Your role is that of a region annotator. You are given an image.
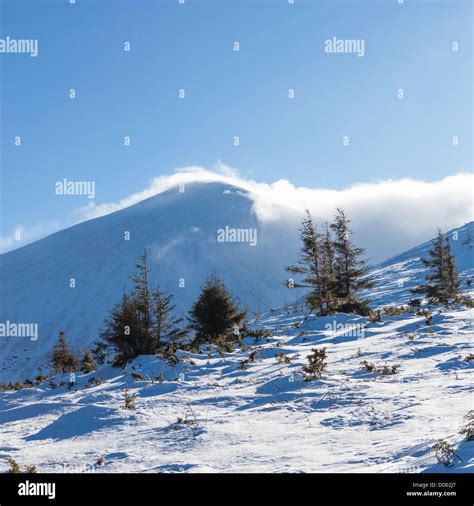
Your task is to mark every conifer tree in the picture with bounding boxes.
[330,207,372,302]
[412,230,461,305]
[446,243,462,300]
[101,252,185,365]
[80,348,98,373]
[286,209,337,314]
[188,274,244,345]
[91,340,108,365]
[101,293,141,365]
[462,227,473,250]
[320,221,337,311]
[129,249,153,354]
[152,285,186,349]
[51,331,79,374]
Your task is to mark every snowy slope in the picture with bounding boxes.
[0,306,472,473]
[0,176,472,383]
[367,222,474,307]
[0,182,299,382]
[0,211,472,473]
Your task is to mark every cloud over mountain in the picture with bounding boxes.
[1,165,472,261]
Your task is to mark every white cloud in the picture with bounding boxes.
[1,165,473,262]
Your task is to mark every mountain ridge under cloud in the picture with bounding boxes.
[0,177,472,382]
[1,166,472,261]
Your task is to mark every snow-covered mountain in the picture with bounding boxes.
[0,178,472,383]
[0,194,472,473]
[0,182,299,381]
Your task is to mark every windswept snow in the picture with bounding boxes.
[0,177,472,384]
[0,182,300,382]
[367,222,474,307]
[0,181,472,473]
[0,306,472,473]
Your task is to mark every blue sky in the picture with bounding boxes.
[0,0,472,245]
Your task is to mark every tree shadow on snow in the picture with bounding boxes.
[24,405,125,441]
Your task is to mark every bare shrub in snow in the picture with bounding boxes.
[154,372,165,382]
[35,375,49,385]
[416,309,431,318]
[130,372,147,381]
[86,377,105,387]
[360,361,400,375]
[276,352,291,364]
[158,346,181,366]
[7,457,37,474]
[404,332,416,342]
[240,349,258,369]
[337,299,372,317]
[361,360,375,373]
[7,457,21,473]
[0,381,31,392]
[380,364,401,375]
[216,339,235,355]
[368,310,382,323]
[241,325,272,341]
[408,298,422,308]
[457,295,474,308]
[383,305,409,316]
[239,360,249,370]
[123,389,137,410]
[174,405,199,430]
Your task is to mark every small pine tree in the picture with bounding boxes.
[412,230,461,305]
[446,241,462,300]
[303,348,327,380]
[188,274,245,345]
[462,227,473,250]
[152,285,186,350]
[80,348,98,373]
[330,207,372,302]
[101,252,185,365]
[101,293,141,366]
[51,332,79,374]
[91,340,108,365]
[320,221,337,311]
[129,249,153,355]
[286,208,326,314]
